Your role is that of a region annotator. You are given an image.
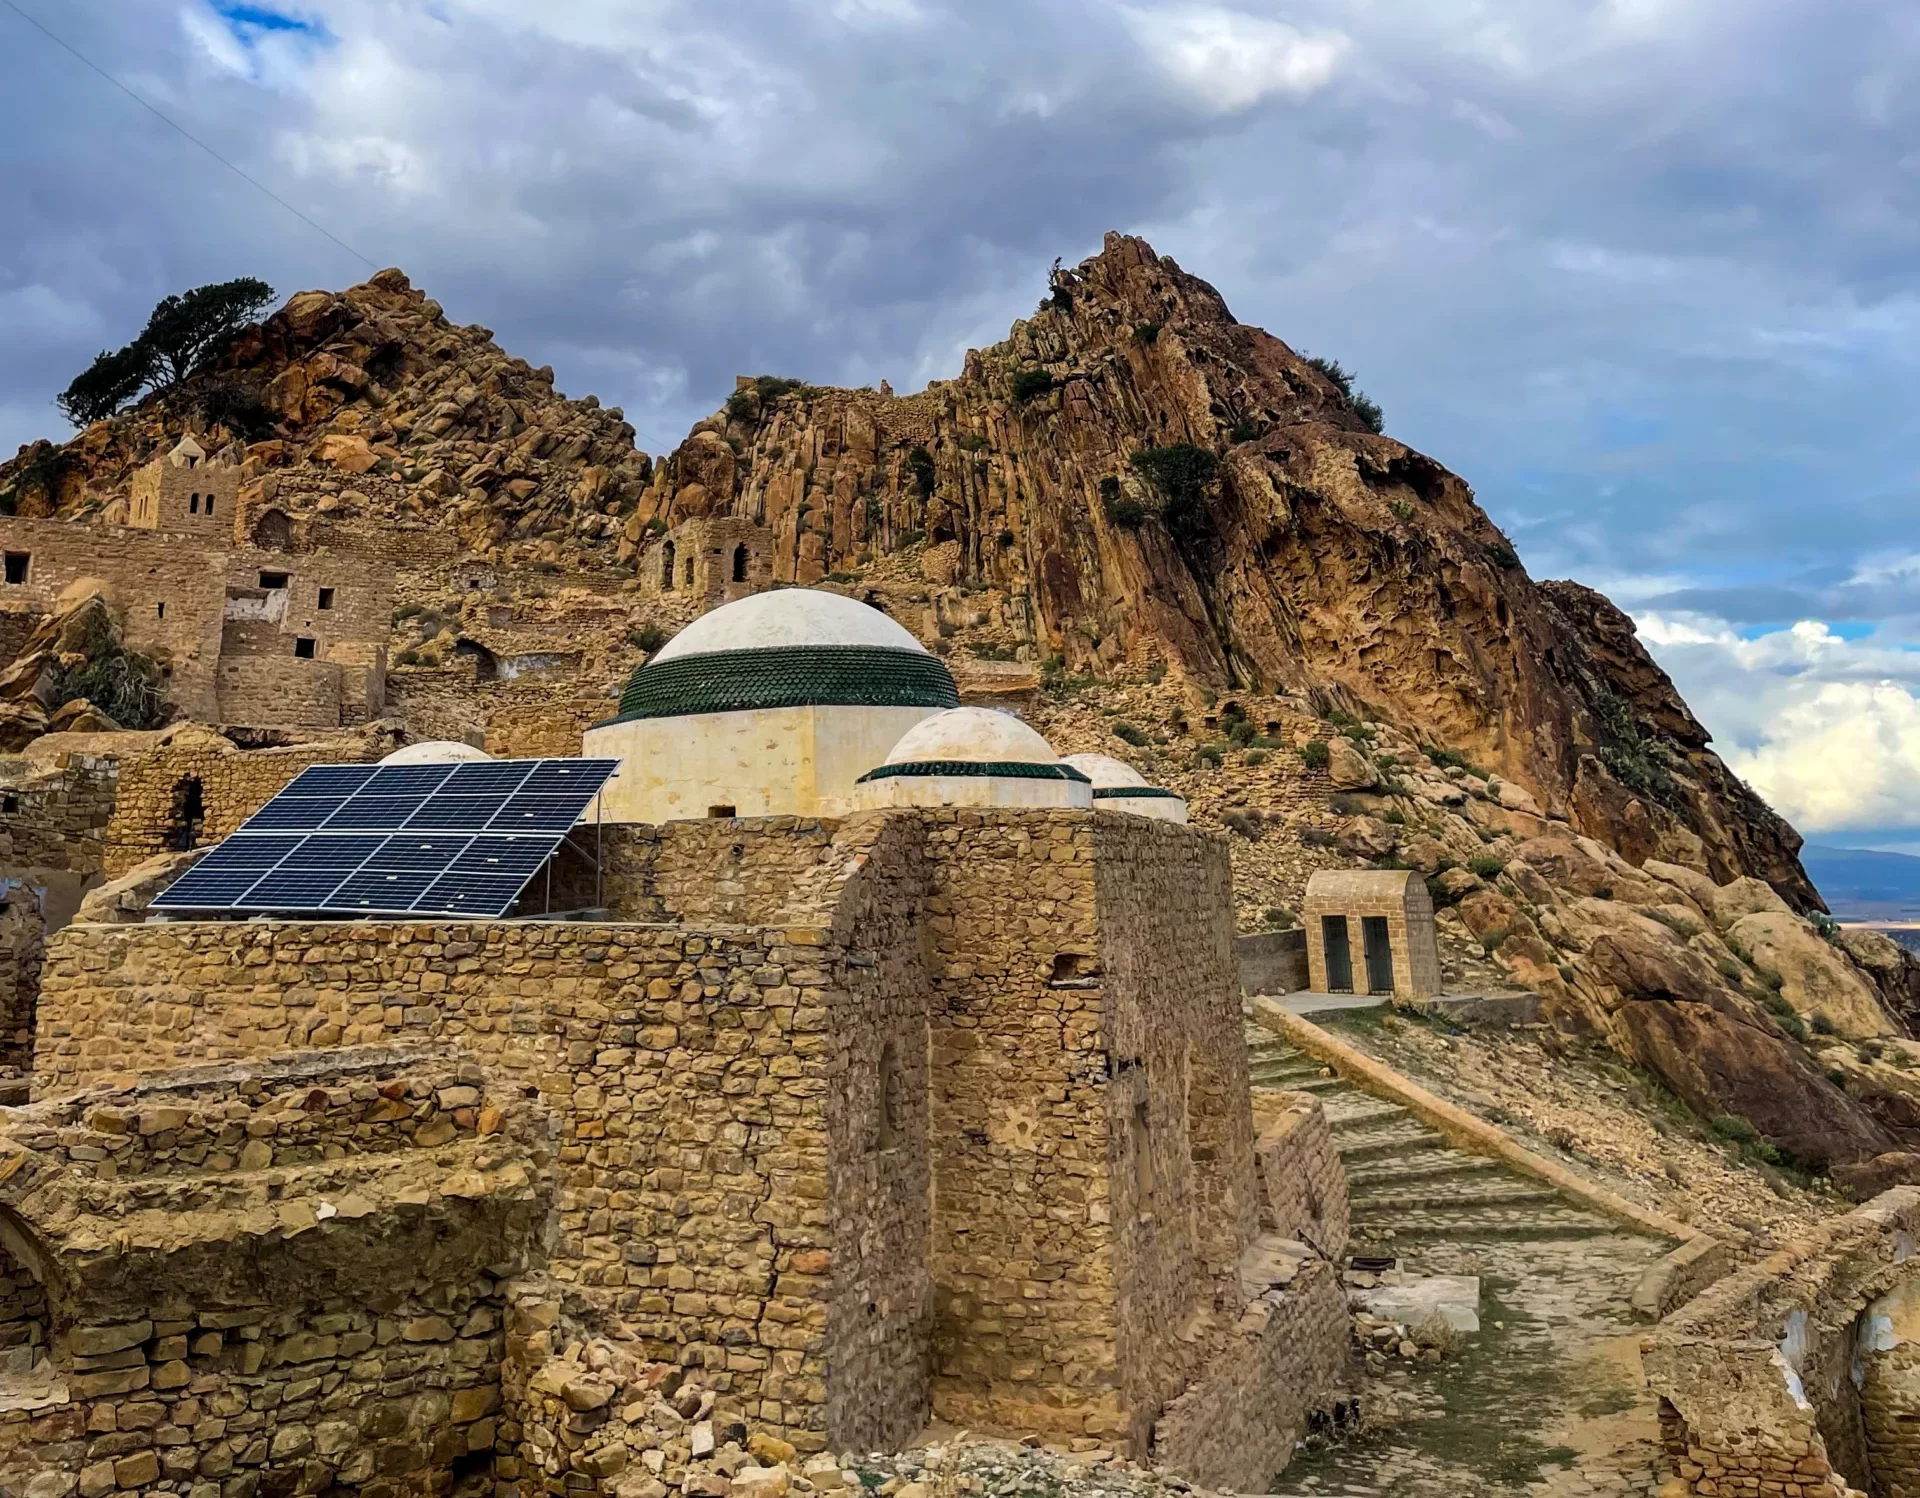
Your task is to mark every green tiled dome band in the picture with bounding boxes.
[857,760,1091,784]
[1092,786,1182,800]
[600,645,958,725]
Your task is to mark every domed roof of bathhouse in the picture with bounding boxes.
[603,588,958,724]
[380,740,495,765]
[1061,752,1186,806]
[858,707,1090,786]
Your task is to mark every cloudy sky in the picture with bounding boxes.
[4,0,1918,851]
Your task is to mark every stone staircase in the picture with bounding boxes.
[1248,1026,1618,1247]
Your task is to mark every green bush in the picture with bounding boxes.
[1263,906,1296,930]
[1708,1114,1759,1145]
[1100,475,1148,529]
[1467,854,1506,879]
[1299,740,1331,771]
[1383,809,1405,825]
[1194,745,1224,769]
[1479,927,1510,954]
[1221,809,1264,840]
[1484,539,1520,569]
[1811,1011,1837,1036]
[1113,722,1149,747]
[1128,444,1218,542]
[1132,323,1161,346]
[59,276,276,426]
[1303,354,1385,434]
[1227,718,1257,746]
[1242,749,1268,766]
[724,375,803,420]
[626,623,670,654]
[1011,368,1055,405]
[50,611,169,729]
[907,445,936,498]
[1778,1014,1809,1042]
[394,649,421,667]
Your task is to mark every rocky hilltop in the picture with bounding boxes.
[1,234,1810,907]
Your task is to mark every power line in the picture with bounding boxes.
[1,0,379,272]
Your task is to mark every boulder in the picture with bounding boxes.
[1726,912,1892,1038]
[47,699,120,734]
[1709,876,1793,929]
[314,433,378,474]
[1831,1152,1920,1203]
[75,851,205,926]
[1327,737,1378,791]
[0,699,48,752]
[1493,778,1542,817]
[1642,859,1720,913]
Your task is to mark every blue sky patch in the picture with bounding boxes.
[213,4,327,41]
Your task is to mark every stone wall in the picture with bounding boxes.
[0,754,118,875]
[102,732,380,876]
[0,1043,550,1498]
[1644,1186,1920,1498]
[31,920,878,1449]
[1251,1091,1351,1263]
[0,891,42,1075]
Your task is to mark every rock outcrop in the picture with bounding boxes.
[2,235,1813,905]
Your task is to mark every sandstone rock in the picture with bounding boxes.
[1831,1151,1920,1202]
[47,698,120,734]
[1326,737,1378,791]
[1726,911,1892,1037]
[315,433,378,474]
[1336,816,1397,858]
[1492,779,1542,817]
[75,849,207,924]
[732,1465,792,1498]
[1710,877,1793,929]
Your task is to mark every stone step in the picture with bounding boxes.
[1342,1149,1507,1188]
[1350,1204,1619,1242]
[1349,1180,1565,1213]
[1320,1095,1411,1131]
[1332,1121,1446,1160]
[1250,1073,1344,1095]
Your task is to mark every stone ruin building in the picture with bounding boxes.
[637,518,773,608]
[0,436,392,731]
[0,588,1347,1497]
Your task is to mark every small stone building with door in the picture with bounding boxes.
[638,516,773,605]
[1302,868,1441,1001]
[0,436,391,729]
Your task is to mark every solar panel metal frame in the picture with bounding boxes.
[151,758,618,918]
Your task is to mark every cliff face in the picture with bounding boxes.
[631,233,1814,906]
[0,234,1811,905]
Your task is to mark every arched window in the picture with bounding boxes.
[205,495,215,519]
[661,541,676,590]
[188,494,199,514]
[683,556,695,588]
[732,544,748,583]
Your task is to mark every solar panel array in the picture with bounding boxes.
[151,758,619,918]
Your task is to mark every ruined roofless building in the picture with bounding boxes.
[0,435,392,729]
[14,591,1351,1497]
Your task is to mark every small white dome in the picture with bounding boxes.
[1062,753,1151,790]
[380,740,496,765]
[883,707,1059,766]
[652,588,928,663]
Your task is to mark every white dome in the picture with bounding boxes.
[1062,753,1151,790]
[883,707,1059,766]
[652,588,928,663]
[380,740,496,765]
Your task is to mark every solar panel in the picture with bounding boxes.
[152,757,619,918]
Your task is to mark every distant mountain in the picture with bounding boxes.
[1804,844,1920,922]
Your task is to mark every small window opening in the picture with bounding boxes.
[259,571,289,590]
[205,496,214,518]
[683,557,695,587]
[156,602,166,619]
[1133,1096,1154,1210]
[189,494,200,514]
[1,794,17,815]
[732,544,748,583]
[877,1039,903,1151]
[294,637,317,660]
[3,554,28,586]
[168,778,205,853]
[661,541,676,590]
[707,804,737,819]
[317,587,335,610]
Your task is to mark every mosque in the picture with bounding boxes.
[4,587,1350,1498]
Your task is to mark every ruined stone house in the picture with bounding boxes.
[0,436,393,730]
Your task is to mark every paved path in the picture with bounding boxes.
[1249,1027,1669,1498]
